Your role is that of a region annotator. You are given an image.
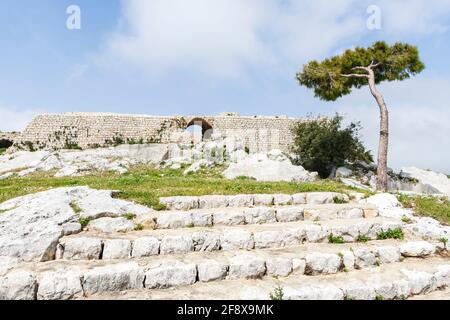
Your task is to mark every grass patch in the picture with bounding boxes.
[133,223,144,231]
[69,202,82,214]
[328,234,345,244]
[79,217,91,228]
[398,194,450,225]
[0,147,6,155]
[333,196,347,204]
[376,228,404,240]
[356,234,370,243]
[123,213,136,220]
[0,165,362,208]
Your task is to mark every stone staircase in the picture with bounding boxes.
[1,192,449,300]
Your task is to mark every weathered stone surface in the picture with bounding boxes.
[377,246,401,264]
[223,153,317,182]
[400,241,436,257]
[83,262,144,295]
[254,231,283,249]
[228,254,266,279]
[341,250,355,271]
[220,230,254,250]
[291,193,307,205]
[285,284,344,300]
[159,196,199,211]
[273,194,292,206]
[132,237,160,257]
[292,258,306,274]
[401,269,436,295]
[253,194,274,206]
[434,265,450,288]
[37,269,83,300]
[343,281,376,300]
[369,279,397,300]
[213,210,245,226]
[62,237,102,260]
[145,262,197,289]
[102,239,132,259]
[0,186,155,262]
[157,212,193,229]
[0,270,37,300]
[198,260,228,282]
[198,195,228,209]
[227,195,254,207]
[400,167,450,195]
[192,212,213,227]
[243,207,277,224]
[392,279,411,299]
[336,167,353,178]
[160,235,193,254]
[266,257,292,277]
[88,217,135,233]
[305,253,341,275]
[337,208,364,219]
[354,249,376,268]
[0,257,19,276]
[306,192,338,205]
[276,207,304,222]
[192,231,221,252]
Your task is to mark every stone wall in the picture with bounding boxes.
[14,112,304,153]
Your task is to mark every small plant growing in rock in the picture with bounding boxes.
[401,215,413,224]
[269,286,285,300]
[375,295,384,300]
[186,223,195,228]
[153,203,167,211]
[439,237,448,248]
[69,202,82,214]
[333,196,346,204]
[123,213,136,220]
[356,234,370,243]
[328,234,345,244]
[79,217,91,228]
[337,252,344,258]
[134,224,144,231]
[376,228,404,240]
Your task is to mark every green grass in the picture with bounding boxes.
[356,234,370,243]
[69,201,82,214]
[0,147,6,155]
[123,213,136,220]
[376,228,404,240]
[328,234,345,244]
[398,194,450,225]
[269,286,285,300]
[0,165,362,210]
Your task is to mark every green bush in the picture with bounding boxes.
[291,114,373,178]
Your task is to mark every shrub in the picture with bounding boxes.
[269,286,285,300]
[356,234,370,243]
[291,114,373,178]
[134,224,144,231]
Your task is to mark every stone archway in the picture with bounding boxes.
[186,117,213,140]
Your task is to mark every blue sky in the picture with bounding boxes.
[1,0,450,173]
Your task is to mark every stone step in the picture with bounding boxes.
[79,257,450,300]
[58,218,404,261]
[145,203,379,230]
[158,192,359,211]
[1,241,446,300]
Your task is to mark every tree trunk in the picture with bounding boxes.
[367,69,389,191]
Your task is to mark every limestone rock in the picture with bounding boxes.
[145,262,197,289]
[276,207,304,222]
[37,269,83,300]
[400,241,436,257]
[132,237,160,257]
[266,257,292,277]
[160,235,193,254]
[354,249,377,268]
[0,270,37,300]
[88,217,135,233]
[62,237,102,260]
[376,246,401,264]
[228,254,266,279]
[400,167,450,195]
[83,262,144,295]
[198,260,228,282]
[220,229,254,250]
[102,239,132,259]
[305,253,341,275]
[243,207,277,224]
[213,210,245,226]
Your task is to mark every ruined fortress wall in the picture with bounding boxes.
[15,112,302,153]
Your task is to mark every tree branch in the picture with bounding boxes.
[341,73,369,79]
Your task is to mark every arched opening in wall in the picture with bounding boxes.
[0,139,13,149]
[184,118,213,142]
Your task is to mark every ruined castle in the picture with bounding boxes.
[11,112,303,153]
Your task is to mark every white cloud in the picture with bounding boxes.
[333,76,450,174]
[377,0,450,35]
[0,107,44,132]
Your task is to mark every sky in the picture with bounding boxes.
[0,0,449,173]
